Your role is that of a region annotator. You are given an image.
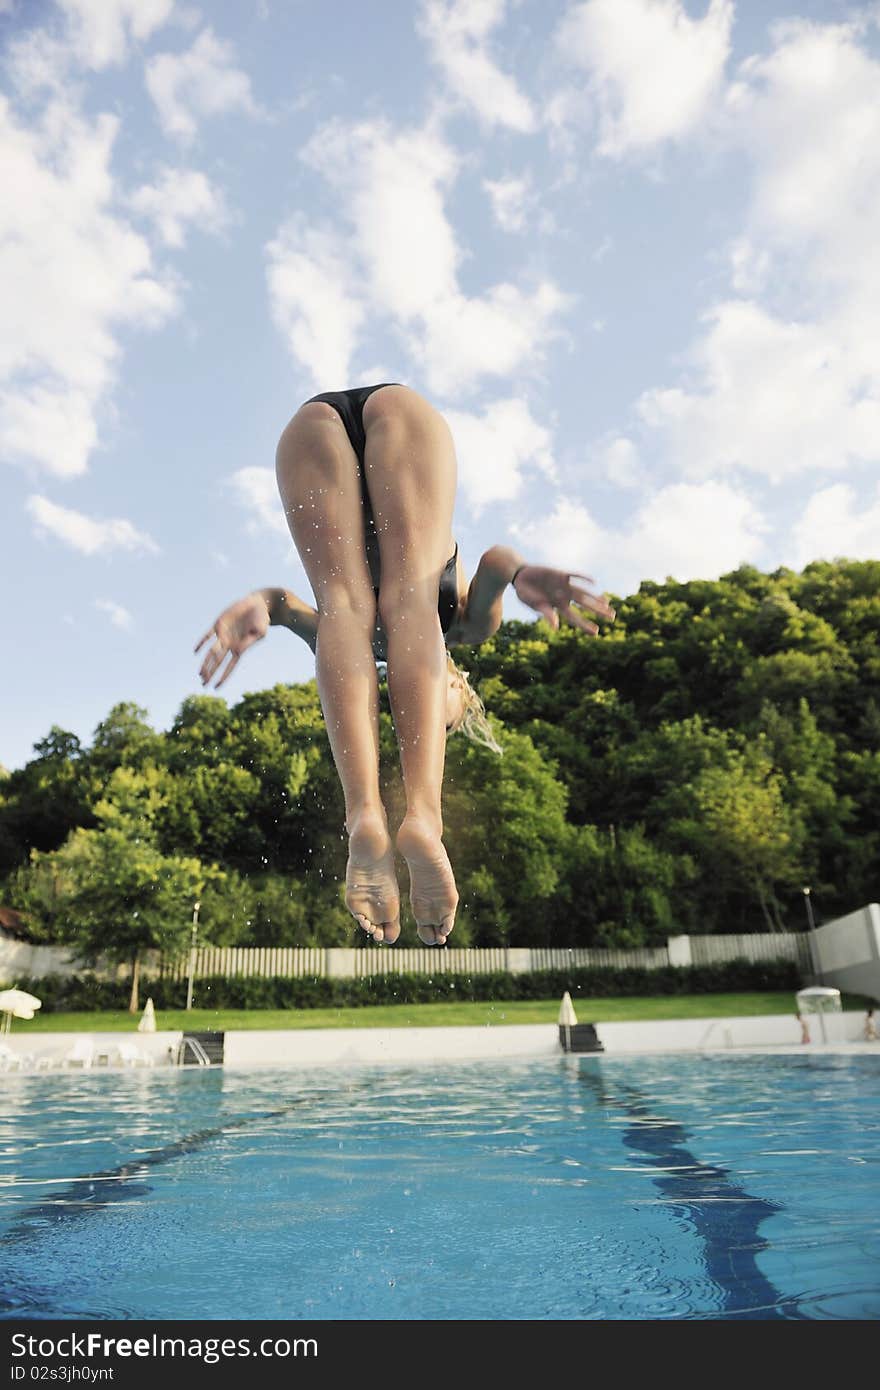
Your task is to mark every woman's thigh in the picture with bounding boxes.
[275,401,376,617]
[361,386,457,605]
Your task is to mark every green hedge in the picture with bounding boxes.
[15,958,802,1013]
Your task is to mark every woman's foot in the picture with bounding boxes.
[345,810,401,944]
[396,814,459,945]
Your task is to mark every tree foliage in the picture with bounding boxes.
[2,560,878,951]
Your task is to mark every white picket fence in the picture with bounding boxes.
[1,931,813,985]
[689,933,811,967]
[155,936,798,982]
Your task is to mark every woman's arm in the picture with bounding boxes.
[448,546,524,645]
[449,545,615,646]
[258,587,319,654]
[196,587,318,689]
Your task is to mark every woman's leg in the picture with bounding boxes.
[361,386,459,944]
[275,402,400,943]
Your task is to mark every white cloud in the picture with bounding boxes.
[618,480,767,584]
[637,300,880,482]
[128,166,231,247]
[790,483,880,570]
[511,480,766,595]
[419,282,567,397]
[598,435,642,489]
[59,0,175,69]
[444,398,557,514]
[4,28,73,97]
[1,385,103,482]
[290,119,568,396]
[27,495,160,556]
[509,498,603,576]
[631,20,880,486]
[302,121,460,322]
[0,95,178,477]
[145,27,260,143]
[555,0,733,156]
[94,597,133,629]
[724,21,880,262]
[418,0,536,132]
[265,219,366,390]
[483,174,531,232]
[5,0,174,95]
[722,19,880,385]
[227,466,288,538]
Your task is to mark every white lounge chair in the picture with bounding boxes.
[114,1040,154,1067]
[61,1038,95,1068]
[0,1041,30,1071]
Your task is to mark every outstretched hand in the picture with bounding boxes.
[195,592,270,689]
[512,566,615,635]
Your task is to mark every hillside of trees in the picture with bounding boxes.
[1,559,878,969]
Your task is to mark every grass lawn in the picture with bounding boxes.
[11,991,870,1035]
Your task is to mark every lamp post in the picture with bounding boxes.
[803,886,822,984]
[185,900,200,1012]
[802,886,816,932]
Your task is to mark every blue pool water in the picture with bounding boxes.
[1,1053,879,1320]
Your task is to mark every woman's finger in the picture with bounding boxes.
[572,594,615,619]
[566,611,599,636]
[536,602,560,630]
[214,651,240,689]
[570,588,615,619]
[200,640,225,684]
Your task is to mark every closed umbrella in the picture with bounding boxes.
[559,991,577,1052]
[0,989,42,1035]
[558,991,578,1026]
[137,997,156,1033]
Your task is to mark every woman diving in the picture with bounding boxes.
[195,384,614,946]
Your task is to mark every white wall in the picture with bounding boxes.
[810,904,880,1002]
[0,938,142,983]
[221,1011,871,1068]
[0,939,80,980]
[223,1023,559,1069]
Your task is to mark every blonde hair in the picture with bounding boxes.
[445,653,503,755]
[375,655,503,756]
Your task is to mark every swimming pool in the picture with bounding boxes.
[2,1053,878,1320]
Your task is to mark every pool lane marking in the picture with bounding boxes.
[576,1065,807,1321]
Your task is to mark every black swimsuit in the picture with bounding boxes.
[303,384,459,635]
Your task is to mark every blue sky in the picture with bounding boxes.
[2,0,879,771]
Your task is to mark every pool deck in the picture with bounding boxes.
[2,1010,878,1072]
[222,1011,877,1067]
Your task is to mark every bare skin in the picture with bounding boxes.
[196,385,615,946]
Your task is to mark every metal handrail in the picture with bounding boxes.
[176,1036,211,1067]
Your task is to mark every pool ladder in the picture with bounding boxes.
[175,1036,212,1067]
[175,1031,225,1067]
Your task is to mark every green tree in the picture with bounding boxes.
[443,725,571,945]
[0,726,94,874]
[558,822,691,947]
[13,828,210,1010]
[673,751,804,931]
[88,703,164,777]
